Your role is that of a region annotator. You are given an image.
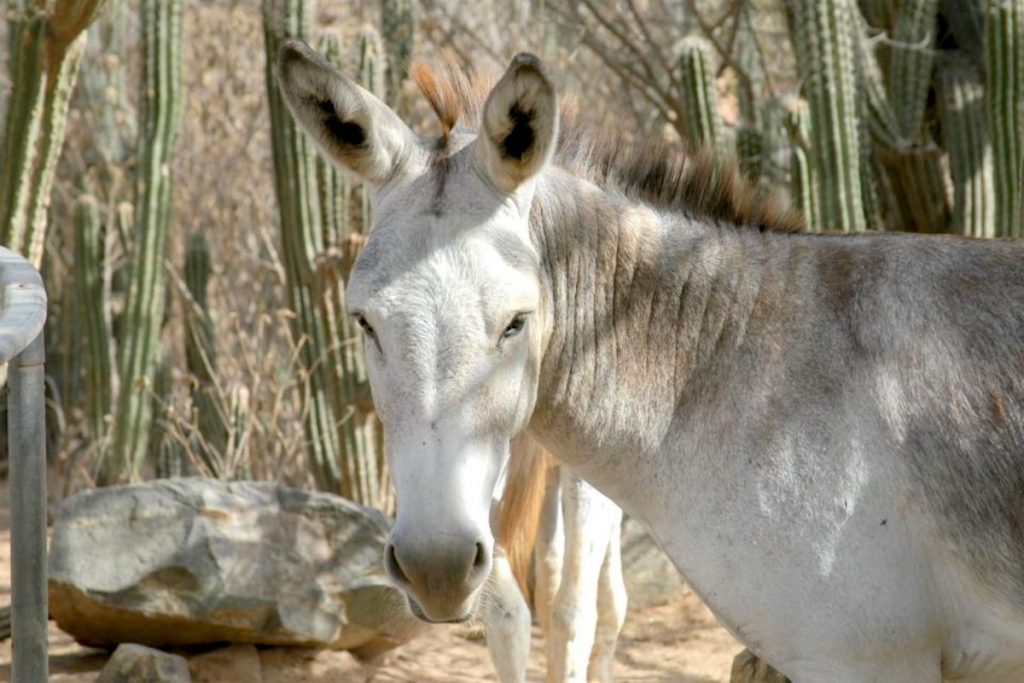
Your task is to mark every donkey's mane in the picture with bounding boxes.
[410,61,804,233]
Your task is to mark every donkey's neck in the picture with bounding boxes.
[528,168,780,500]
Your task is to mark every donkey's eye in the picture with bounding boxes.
[356,314,375,338]
[502,314,527,340]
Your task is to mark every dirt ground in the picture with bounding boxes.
[0,484,744,682]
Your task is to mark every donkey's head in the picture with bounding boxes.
[277,42,557,622]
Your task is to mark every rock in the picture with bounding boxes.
[620,517,685,610]
[49,479,423,654]
[189,645,262,683]
[730,648,791,683]
[95,643,191,683]
[258,647,363,683]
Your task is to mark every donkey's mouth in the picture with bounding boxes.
[406,595,475,624]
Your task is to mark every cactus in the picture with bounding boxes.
[314,33,391,511]
[263,0,345,490]
[938,56,996,237]
[940,0,985,59]
[0,1,107,267]
[985,0,1024,237]
[357,26,386,240]
[185,231,229,472]
[381,0,416,105]
[73,195,115,447]
[784,97,822,231]
[847,0,951,232]
[151,352,187,479]
[788,0,867,232]
[100,0,185,485]
[677,36,724,153]
[889,0,940,138]
[736,126,764,182]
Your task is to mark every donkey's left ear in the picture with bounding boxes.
[476,53,558,193]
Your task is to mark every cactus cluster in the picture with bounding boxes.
[0,0,107,267]
[99,0,185,485]
[768,0,1019,237]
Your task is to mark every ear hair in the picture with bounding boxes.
[476,53,559,193]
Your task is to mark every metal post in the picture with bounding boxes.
[9,332,47,683]
[0,249,49,683]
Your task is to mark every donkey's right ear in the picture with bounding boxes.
[276,40,423,185]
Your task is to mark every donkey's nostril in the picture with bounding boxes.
[385,543,410,586]
[472,541,488,570]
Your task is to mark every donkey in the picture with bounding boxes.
[277,42,1024,682]
[487,436,626,682]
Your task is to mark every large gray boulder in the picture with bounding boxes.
[48,479,423,655]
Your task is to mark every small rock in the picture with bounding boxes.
[95,643,190,683]
[48,479,424,654]
[730,648,791,683]
[189,644,262,683]
[620,517,685,610]
[259,648,364,683]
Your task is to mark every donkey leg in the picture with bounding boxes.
[483,549,532,683]
[587,506,626,683]
[548,474,616,683]
[535,462,565,638]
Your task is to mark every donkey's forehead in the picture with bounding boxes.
[350,237,540,319]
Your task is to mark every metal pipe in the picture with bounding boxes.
[9,332,46,683]
[0,248,49,683]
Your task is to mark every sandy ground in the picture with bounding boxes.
[0,484,744,682]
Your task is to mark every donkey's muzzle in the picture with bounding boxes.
[384,534,492,622]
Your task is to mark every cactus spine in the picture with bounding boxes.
[789,0,867,232]
[0,0,106,267]
[381,0,416,105]
[938,56,996,237]
[185,231,228,471]
[677,36,724,153]
[100,0,185,485]
[985,0,1024,237]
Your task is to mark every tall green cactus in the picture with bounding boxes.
[185,231,228,472]
[100,0,185,485]
[677,36,724,153]
[985,0,1024,237]
[73,195,114,446]
[263,0,344,491]
[784,97,822,231]
[788,0,867,232]
[889,0,940,138]
[938,55,996,237]
[313,32,391,511]
[0,0,106,267]
[357,26,386,239]
[381,0,416,106]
